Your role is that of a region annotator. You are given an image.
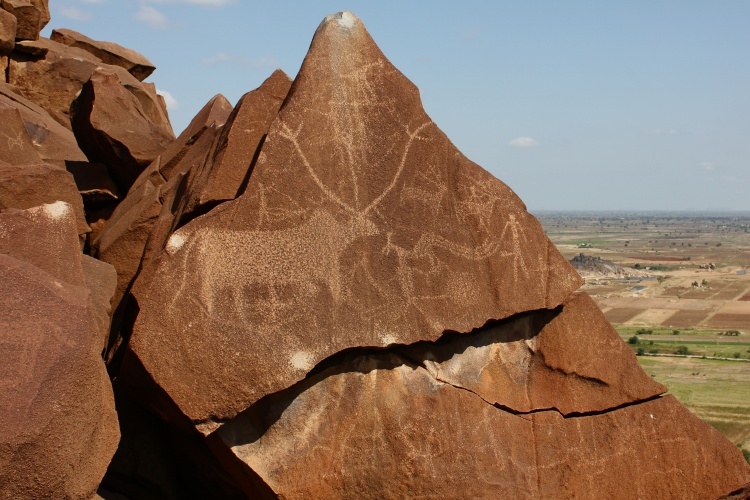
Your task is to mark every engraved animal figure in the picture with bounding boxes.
[169,210,379,315]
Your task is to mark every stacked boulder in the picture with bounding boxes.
[101,11,748,499]
[0,2,175,497]
[2,6,750,499]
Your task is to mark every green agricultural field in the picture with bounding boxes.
[636,356,750,453]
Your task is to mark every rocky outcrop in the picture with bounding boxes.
[93,93,233,314]
[0,8,16,52]
[70,67,175,191]
[124,11,581,429]
[0,162,89,238]
[0,82,88,166]
[0,202,118,498]
[1,7,748,499]
[51,28,155,81]
[0,0,44,41]
[112,11,749,498]
[7,37,171,135]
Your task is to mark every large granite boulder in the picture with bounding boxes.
[70,67,175,191]
[51,28,155,81]
[0,202,119,498]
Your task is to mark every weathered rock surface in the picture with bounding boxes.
[398,292,666,414]
[8,37,171,133]
[0,202,119,498]
[65,160,120,209]
[126,11,582,428]
[210,290,750,498]
[93,94,232,312]
[218,357,748,500]
[0,7,16,52]
[0,0,40,41]
[51,28,155,81]
[71,67,175,191]
[0,162,89,237]
[0,81,88,166]
[81,254,118,351]
[181,69,291,216]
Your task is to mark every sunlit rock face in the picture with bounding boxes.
[103,10,750,499]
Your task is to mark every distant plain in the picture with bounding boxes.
[538,212,750,456]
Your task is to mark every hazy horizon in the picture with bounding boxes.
[44,1,750,211]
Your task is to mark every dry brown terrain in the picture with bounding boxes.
[537,212,750,333]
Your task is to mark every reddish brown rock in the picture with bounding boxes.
[81,254,118,351]
[51,28,155,81]
[0,0,39,41]
[0,203,119,498]
[0,8,16,53]
[400,291,666,415]
[181,69,291,215]
[65,160,120,209]
[0,163,89,237]
[71,67,175,191]
[216,348,750,499]
[8,37,171,131]
[126,11,582,427]
[93,94,232,311]
[0,104,42,164]
[0,81,88,165]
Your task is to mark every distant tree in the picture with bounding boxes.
[734,352,741,359]
[628,336,639,345]
[675,345,691,356]
[672,330,680,335]
[637,347,645,356]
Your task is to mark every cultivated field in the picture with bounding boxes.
[537,212,750,457]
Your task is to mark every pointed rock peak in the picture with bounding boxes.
[128,10,582,424]
[319,11,361,32]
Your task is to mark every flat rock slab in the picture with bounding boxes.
[51,28,155,81]
[127,12,582,426]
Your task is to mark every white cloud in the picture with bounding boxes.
[201,52,278,69]
[700,162,714,171]
[60,6,93,21]
[156,89,178,111]
[647,129,679,135]
[134,6,171,29]
[509,137,539,148]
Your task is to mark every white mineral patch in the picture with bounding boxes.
[379,333,398,346]
[324,11,357,31]
[290,351,314,371]
[166,232,185,254]
[42,201,69,220]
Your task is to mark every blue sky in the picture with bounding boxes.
[44,1,750,211]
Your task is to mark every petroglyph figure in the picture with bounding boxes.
[168,210,378,315]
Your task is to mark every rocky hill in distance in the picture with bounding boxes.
[1,4,749,498]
